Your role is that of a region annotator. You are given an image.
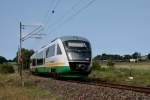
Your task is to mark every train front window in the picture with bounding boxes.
[63,40,91,61]
[64,40,90,51]
[68,42,86,48]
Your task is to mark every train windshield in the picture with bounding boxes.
[64,40,90,51]
[63,40,91,61]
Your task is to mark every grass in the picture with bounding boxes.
[7,62,18,71]
[0,86,58,100]
[89,64,150,87]
[0,73,59,100]
[100,62,150,70]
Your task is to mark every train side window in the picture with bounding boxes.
[46,44,55,57]
[57,44,62,55]
[32,59,36,66]
[37,51,43,65]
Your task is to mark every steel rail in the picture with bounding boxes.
[57,78,150,95]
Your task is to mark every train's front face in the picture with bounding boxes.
[63,39,92,75]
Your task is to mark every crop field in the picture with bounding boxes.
[90,62,150,87]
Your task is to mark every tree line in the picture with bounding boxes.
[0,48,34,69]
[94,52,150,62]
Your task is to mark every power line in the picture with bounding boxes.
[22,28,44,41]
[42,0,55,23]
[63,0,96,24]
[43,0,61,34]
[31,0,57,51]
[22,25,43,41]
[32,0,55,51]
[48,0,96,34]
[52,0,61,13]
[42,0,55,29]
[45,0,84,34]
[22,25,42,39]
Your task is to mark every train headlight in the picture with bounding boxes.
[86,58,90,61]
[78,64,86,70]
[68,52,72,60]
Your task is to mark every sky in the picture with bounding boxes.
[0,0,150,59]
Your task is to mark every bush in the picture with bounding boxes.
[0,64,15,74]
[107,60,115,69]
[92,60,101,70]
[0,56,7,64]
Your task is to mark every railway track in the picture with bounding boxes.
[31,73,150,94]
[57,78,150,95]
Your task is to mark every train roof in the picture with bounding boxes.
[31,36,89,58]
[53,36,89,42]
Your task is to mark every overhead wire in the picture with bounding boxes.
[52,0,61,12]
[48,0,96,34]
[45,0,84,34]
[22,25,43,41]
[23,0,56,50]
[42,0,55,29]
[43,0,62,34]
[32,0,56,50]
[22,28,44,41]
[36,0,96,49]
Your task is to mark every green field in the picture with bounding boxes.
[90,62,150,87]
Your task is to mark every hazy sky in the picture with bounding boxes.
[0,0,150,59]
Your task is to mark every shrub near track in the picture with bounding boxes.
[92,60,101,70]
[0,64,15,74]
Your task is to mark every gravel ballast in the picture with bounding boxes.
[37,78,150,100]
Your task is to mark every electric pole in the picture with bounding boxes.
[18,22,44,87]
[19,22,24,87]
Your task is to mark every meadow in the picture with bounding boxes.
[90,61,150,87]
[0,73,59,100]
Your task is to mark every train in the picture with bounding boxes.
[30,36,92,78]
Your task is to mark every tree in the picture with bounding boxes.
[22,48,34,69]
[147,53,150,60]
[93,55,102,60]
[94,53,124,61]
[113,54,123,60]
[14,48,34,69]
[101,53,108,60]
[132,52,141,59]
[123,55,132,61]
[0,56,7,64]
